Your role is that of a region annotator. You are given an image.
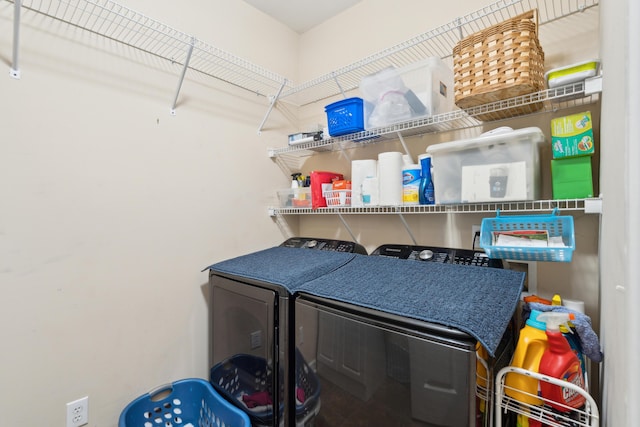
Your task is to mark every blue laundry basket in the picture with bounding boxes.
[210,349,321,427]
[119,378,251,427]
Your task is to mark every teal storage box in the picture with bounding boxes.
[551,156,594,199]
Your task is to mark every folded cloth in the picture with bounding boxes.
[242,391,273,408]
[527,302,603,362]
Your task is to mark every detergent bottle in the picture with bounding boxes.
[537,312,586,412]
[475,343,489,426]
[549,294,587,381]
[505,309,548,406]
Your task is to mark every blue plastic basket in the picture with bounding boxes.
[119,378,251,427]
[479,208,575,262]
[210,350,320,426]
[325,97,365,136]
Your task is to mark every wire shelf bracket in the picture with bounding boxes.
[9,0,21,79]
[170,37,195,116]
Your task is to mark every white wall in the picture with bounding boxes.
[0,1,298,425]
[599,0,639,425]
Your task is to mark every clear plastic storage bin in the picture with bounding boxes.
[426,127,545,204]
[360,57,454,129]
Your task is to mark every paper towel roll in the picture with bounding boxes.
[563,299,585,314]
[378,151,404,206]
[351,159,378,207]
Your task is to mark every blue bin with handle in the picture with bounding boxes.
[119,378,251,427]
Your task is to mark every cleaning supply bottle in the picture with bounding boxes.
[553,294,587,385]
[475,342,489,426]
[290,173,302,206]
[402,156,421,205]
[505,309,548,406]
[418,153,435,205]
[537,312,586,412]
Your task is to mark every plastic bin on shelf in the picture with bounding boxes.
[278,188,312,208]
[210,349,321,427]
[118,378,251,427]
[480,208,575,262]
[323,189,352,207]
[324,97,365,136]
[425,127,545,204]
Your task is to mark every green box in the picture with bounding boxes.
[551,156,594,199]
[551,111,595,158]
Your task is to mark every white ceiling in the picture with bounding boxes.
[242,0,362,33]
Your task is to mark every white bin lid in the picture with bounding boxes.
[425,127,545,155]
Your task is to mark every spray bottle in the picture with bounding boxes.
[536,312,586,412]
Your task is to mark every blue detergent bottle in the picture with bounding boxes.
[418,153,435,205]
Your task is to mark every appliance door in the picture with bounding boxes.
[211,275,279,364]
[295,295,478,427]
[210,274,290,427]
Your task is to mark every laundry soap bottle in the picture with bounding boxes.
[505,309,548,406]
[537,312,586,412]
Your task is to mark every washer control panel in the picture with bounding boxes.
[371,244,502,268]
[280,237,368,255]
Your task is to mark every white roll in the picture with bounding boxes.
[563,299,586,314]
[351,159,378,207]
[378,151,404,206]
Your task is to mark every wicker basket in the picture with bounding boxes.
[453,10,545,121]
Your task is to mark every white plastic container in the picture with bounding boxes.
[425,127,545,204]
[360,57,454,129]
[545,59,600,89]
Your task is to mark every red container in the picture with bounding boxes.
[538,329,586,411]
[310,171,344,209]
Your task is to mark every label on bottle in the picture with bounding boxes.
[402,168,421,205]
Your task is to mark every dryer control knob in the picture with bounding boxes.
[307,239,318,248]
[419,249,434,260]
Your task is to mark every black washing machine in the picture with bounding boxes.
[292,244,519,427]
[370,243,503,268]
[206,237,366,427]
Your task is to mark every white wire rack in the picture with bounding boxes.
[276,0,600,107]
[268,198,599,216]
[268,78,602,161]
[495,366,600,427]
[6,0,599,121]
[6,0,292,110]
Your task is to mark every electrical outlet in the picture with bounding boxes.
[66,396,89,427]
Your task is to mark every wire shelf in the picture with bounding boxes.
[9,0,291,98]
[278,0,600,107]
[268,79,601,159]
[268,198,597,216]
[8,0,598,104]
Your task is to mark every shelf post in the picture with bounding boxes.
[397,213,418,245]
[10,0,22,79]
[258,78,287,134]
[397,132,412,161]
[336,213,360,245]
[170,37,195,115]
